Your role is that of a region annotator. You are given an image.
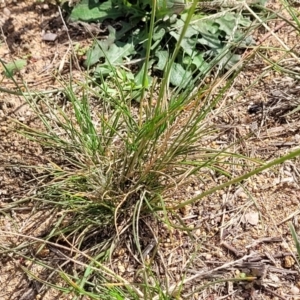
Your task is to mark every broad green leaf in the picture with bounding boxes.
[95,65,114,76]
[215,13,239,36]
[169,32,197,56]
[197,31,222,49]
[84,40,109,67]
[156,0,186,18]
[155,50,169,71]
[183,53,209,72]
[2,59,27,78]
[69,0,124,22]
[169,63,192,87]
[234,32,256,46]
[84,26,116,67]
[171,18,198,37]
[104,42,135,65]
[151,27,166,50]
[192,54,209,71]
[94,42,135,75]
[65,0,262,93]
[191,19,220,35]
[153,27,166,42]
[134,61,154,87]
[172,18,222,50]
[238,16,252,27]
[115,21,140,40]
[216,49,241,70]
[134,62,154,101]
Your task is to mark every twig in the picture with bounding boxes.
[247,252,296,261]
[221,241,245,257]
[264,251,276,266]
[277,209,300,225]
[244,3,300,63]
[0,231,145,298]
[263,286,288,300]
[245,237,283,249]
[57,6,81,71]
[220,192,230,240]
[268,266,299,275]
[152,253,256,300]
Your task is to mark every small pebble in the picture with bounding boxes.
[205,253,212,260]
[215,250,224,258]
[283,256,295,268]
[3,7,11,16]
[269,273,280,282]
[238,191,248,199]
[42,32,57,42]
[290,285,299,295]
[117,263,125,273]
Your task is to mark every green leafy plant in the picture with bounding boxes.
[65,0,262,99]
[1,58,27,78]
[5,0,300,299]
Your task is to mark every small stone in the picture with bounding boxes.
[117,263,125,273]
[22,43,30,51]
[292,196,298,205]
[195,229,201,236]
[0,189,7,195]
[42,32,57,42]
[215,216,221,223]
[3,7,10,16]
[215,250,224,258]
[243,212,259,226]
[238,191,248,199]
[290,285,299,295]
[285,200,292,206]
[205,253,212,260]
[283,256,295,268]
[269,273,280,283]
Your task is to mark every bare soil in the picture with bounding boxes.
[1,0,300,299]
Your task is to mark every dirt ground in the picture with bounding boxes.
[1,0,300,299]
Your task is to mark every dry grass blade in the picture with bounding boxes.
[153,253,257,299]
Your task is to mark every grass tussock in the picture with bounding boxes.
[1,0,300,298]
